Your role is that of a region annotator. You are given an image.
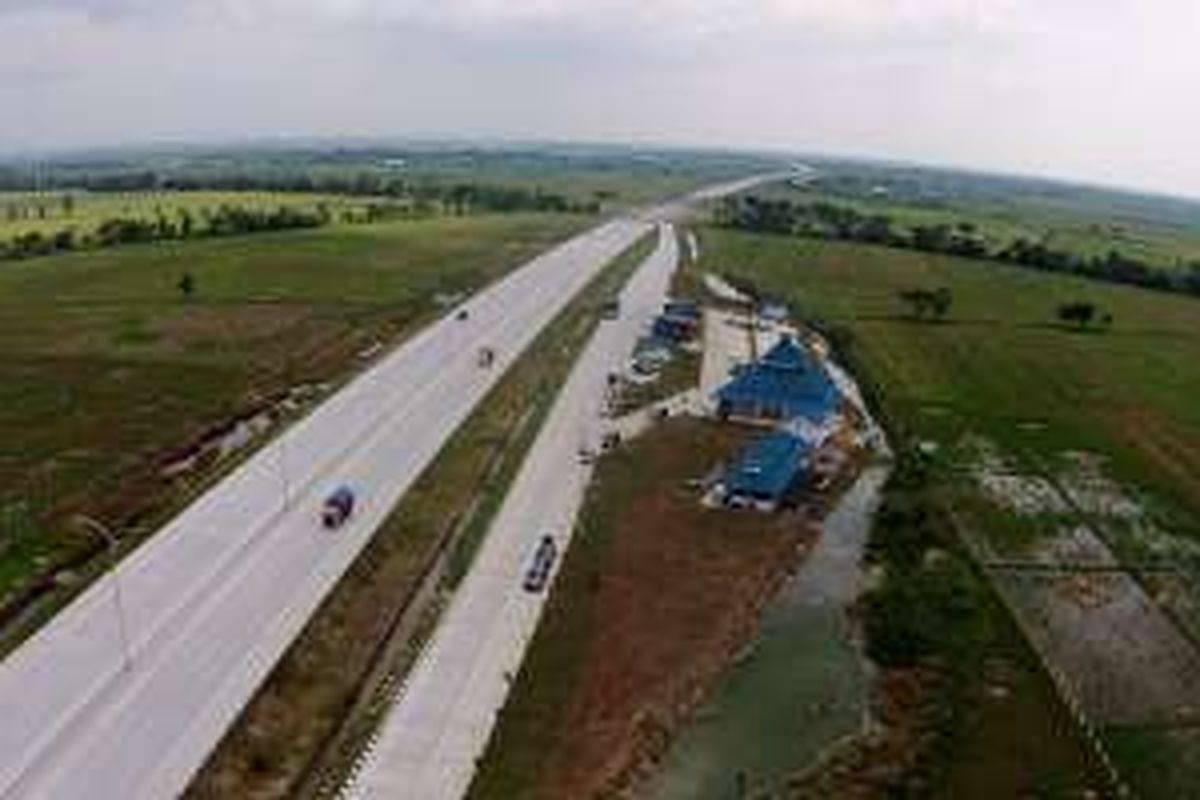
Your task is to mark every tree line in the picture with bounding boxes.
[0,204,325,261]
[718,195,1200,298]
[1,177,596,262]
[0,171,598,215]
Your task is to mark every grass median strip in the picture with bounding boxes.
[183,229,657,800]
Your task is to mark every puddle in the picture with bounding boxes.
[643,464,889,800]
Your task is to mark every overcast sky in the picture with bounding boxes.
[4,0,1200,197]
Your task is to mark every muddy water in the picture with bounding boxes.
[643,463,890,800]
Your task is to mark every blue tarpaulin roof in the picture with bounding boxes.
[723,430,811,500]
[717,336,839,421]
[664,300,701,320]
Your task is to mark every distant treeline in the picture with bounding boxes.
[718,195,1200,297]
[0,176,595,261]
[0,169,598,215]
[1,204,328,260]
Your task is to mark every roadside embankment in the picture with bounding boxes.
[468,418,819,800]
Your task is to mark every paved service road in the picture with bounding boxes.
[0,217,650,800]
[346,223,680,800]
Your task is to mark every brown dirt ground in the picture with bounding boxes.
[528,419,817,799]
[777,667,940,800]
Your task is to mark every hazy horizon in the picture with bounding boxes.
[5,1,1200,199]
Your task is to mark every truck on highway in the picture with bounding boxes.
[321,486,356,529]
[477,346,496,368]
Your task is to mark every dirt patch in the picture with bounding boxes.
[963,437,1068,517]
[153,304,313,350]
[1027,524,1120,567]
[998,569,1200,726]
[1057,451,1146,520]
[775,667,942,800]
[469,419,817,800]
[545,423,814,799]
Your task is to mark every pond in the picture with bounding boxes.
[643,463,890,800]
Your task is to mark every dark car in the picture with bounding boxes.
[523,535,557,593]
[321,486,356,529]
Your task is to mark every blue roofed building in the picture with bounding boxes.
[718,430,811,510]
[716,335,839,423]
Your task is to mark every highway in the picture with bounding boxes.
[346,223,680,800]
[0,216,649,800]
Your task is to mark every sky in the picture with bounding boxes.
[4,0,1200,197]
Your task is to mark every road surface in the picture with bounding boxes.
[0,217,649,800]
[0,174,781,800]
[345,223,679,800]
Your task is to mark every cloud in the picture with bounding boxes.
[2,0,1200,196]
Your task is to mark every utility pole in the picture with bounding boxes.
[74,515,133,673]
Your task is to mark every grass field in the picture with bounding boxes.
[0,212,587,627]
[698,227,1200,796]
[0,191,373,240]
[701,229,1200,519]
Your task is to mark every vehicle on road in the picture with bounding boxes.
[321,486,356,529]
[602,298,621,320]
[456,308,469,321]
[478,346,496,368]
[523,535,557,593]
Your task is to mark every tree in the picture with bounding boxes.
[52,229,75,251]
[177,209,194,238]
[929,287,953,320]
[897,287,952,321]
[1057,301,1100,329]
[898,289,931,320]
[178,272,196,302]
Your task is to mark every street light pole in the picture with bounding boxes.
[74,515,133,673]
[278,435,292,511]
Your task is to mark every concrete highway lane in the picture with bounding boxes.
[0,216,649,800]
[346,223,680,800]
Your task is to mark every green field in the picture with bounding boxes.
[697,227,1200,795]
[702,229,1200,517]
[0,213,586,618]
[0,191,375,240]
